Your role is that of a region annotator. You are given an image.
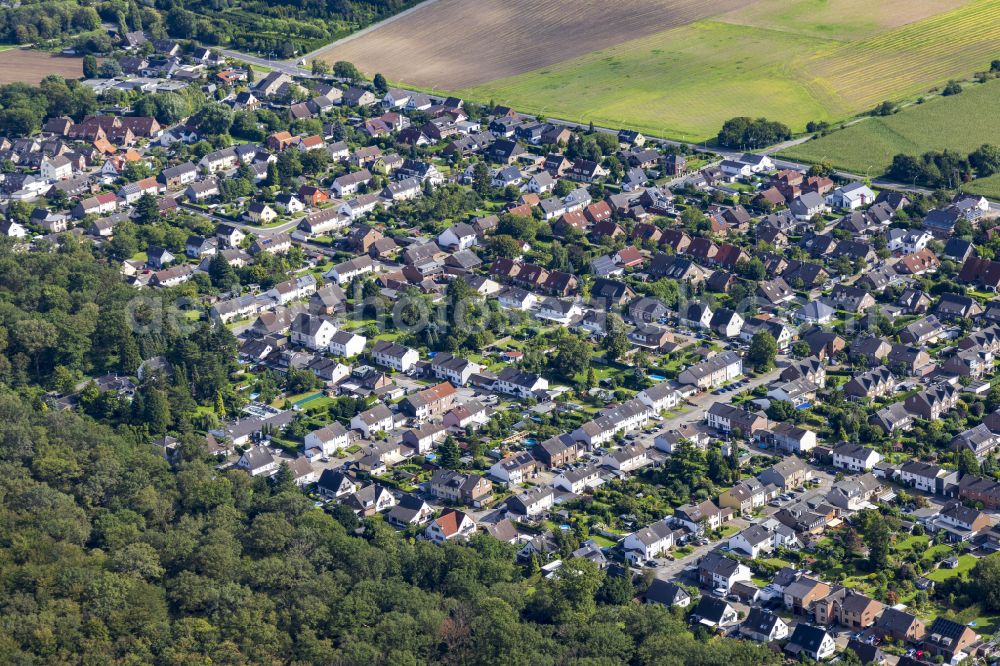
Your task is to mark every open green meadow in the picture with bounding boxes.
[455,0,1000,142]
[781,77,1000,181]
[460,20,835,143]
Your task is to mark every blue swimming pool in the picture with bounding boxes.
[648,374,667,382]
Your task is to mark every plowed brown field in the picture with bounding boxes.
[316,0,755,89]
[0,50,84,85]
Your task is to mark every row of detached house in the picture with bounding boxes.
[472,381,697,523]
[650,579,975,665]
[628,449,987,661]
[666,559,980,663]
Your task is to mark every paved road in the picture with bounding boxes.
[179,201,303,234]
[219,49,311,77]
[650,465,834,583]
[629,358,787,452]
[617,358,786,580]
[178,202,347,258]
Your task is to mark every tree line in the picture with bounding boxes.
[717,116,791,150]
[887,144,1000,189]
[0,76,98,136]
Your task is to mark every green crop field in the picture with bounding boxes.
[459,20,835,143]
[453,0,1000,142]
[966,173,1000,200]
[781,77,1000,176]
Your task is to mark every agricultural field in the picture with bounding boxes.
[781,77,1000,176]
[0,49,83,85]
[966,173,1000,200]
[319,0,1000,142]
[316,0,756,89]
[461,20,834,143]
[717,0,964,40]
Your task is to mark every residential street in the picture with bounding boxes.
[216,42,1000,213]
[178,202,348,259]
[179,201,303,235]
[10,6,1000,662]
[650,463,836,582]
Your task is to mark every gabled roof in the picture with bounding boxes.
[787,623,829,654]
[645,578,688,606]
[876,606,920,634]
[692,596,732,624]
[744,607,783,635]
[433,508,472,537]
[925,616,974,648]
[698,551,742,577]
[317,468,353,492]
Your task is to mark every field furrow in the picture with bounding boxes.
[0,50,83,85]
[317,0,756,89]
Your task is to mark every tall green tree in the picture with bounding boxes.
[82,54,99,79]
[438,436,461,469]
[747,331,777,370]
[603,314,630,363]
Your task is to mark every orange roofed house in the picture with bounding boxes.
[400,382,457,421]
[266,131,297,152]
[298,185,330,206]
[425,508,477,543]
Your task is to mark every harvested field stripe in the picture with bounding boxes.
[316,0,1000,142]
[807,0,1000,106]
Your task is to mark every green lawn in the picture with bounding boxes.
[456,0,1000,142]
[924,603,1000,638]
[760,557,794,570]
[894,535,929,554]
[926,554,977,583]
[714,524,740,539]
[273,391,327,408]
[782,77,1000,175]
[840,572,878,595]
[588,534,617,548]
[921,544,955,564]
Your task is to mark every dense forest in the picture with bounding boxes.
[0,0,418,56]
[0,382,784,665]
[0,246,784,664]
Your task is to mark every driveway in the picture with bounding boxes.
[649,513,748,580]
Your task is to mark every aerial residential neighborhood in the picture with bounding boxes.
[4,1,1000,663]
